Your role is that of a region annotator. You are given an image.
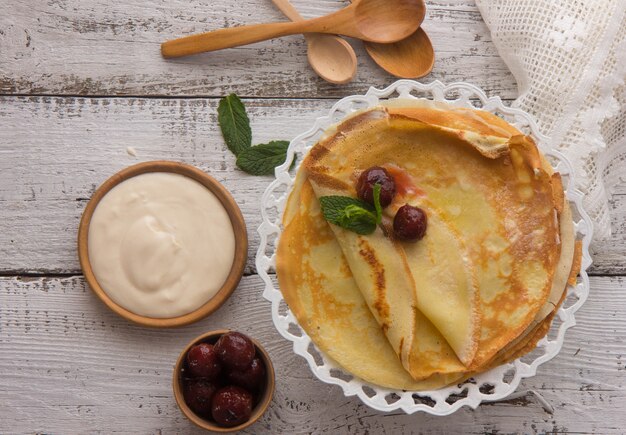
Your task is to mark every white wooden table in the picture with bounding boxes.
[1,1,625,433]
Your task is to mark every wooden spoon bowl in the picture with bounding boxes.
[271,0,357,84]
[365,27,435,78]
[354,0,426,42]
[307,35,357,84]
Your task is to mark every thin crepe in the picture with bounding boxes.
[277,172,464,389]
[276,100,574,388]
[304,102,561,371]
[277,172,576,389]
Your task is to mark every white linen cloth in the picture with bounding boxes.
[475,0,626,244]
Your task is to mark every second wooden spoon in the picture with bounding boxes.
[364,27,435,78]
[271,0,357,84]
[346,0,433,78]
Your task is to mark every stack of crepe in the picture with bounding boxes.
[276,100,582,390]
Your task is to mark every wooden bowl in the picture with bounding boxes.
[77,161,248,328]
[173,330,275,432]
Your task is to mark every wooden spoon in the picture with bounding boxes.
[161,0,425,58]
[271,0,357,84]
[364,27,435,78]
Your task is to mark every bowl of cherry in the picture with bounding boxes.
[173,330,275,432]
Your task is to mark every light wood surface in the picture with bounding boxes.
[0,275,625,434]
[0,96,622,275]
[0,0,515,98]
[1,0,625,433]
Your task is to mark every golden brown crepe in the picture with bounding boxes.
[276,100,577,390]
[278,174,464,389]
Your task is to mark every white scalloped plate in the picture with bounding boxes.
[256,80,593,415]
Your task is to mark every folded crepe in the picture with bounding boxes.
[278,173,464,389]
[276,100,578,389]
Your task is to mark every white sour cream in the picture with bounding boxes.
[88,172,236,318]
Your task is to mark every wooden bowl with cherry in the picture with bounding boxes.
[173,330,275,432]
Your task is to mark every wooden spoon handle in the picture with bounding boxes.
[271,0,305,22]
[161,21,304,58]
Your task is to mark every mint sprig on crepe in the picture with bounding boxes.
[372,183,382,223]
[320,184,382,235]
[218,93,291,176]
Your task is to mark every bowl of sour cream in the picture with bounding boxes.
[78,161,248,327]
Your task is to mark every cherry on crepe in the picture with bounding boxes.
[393,204,427,241]
[356,166,396,207]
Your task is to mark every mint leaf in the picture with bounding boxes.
[319,196,370,221]
[218,94,252,156]
[236,140,290,175]
[319,196,378,235]
[373,183,382,224]
[333,205,377,235]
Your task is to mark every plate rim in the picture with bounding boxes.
[256,79,593,415]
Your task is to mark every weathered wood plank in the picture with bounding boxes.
[0,96,330,274]
[0,275,624,434]
[1,95,624,275]
[0,0,517,98]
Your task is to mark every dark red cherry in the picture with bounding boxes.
[393,204,427,241]
[227,357,266,391]
[186,343,222,380]
[183,379,218,416]
[356,166,396,207]
[211,386,253,427]
[214,332,256,370]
